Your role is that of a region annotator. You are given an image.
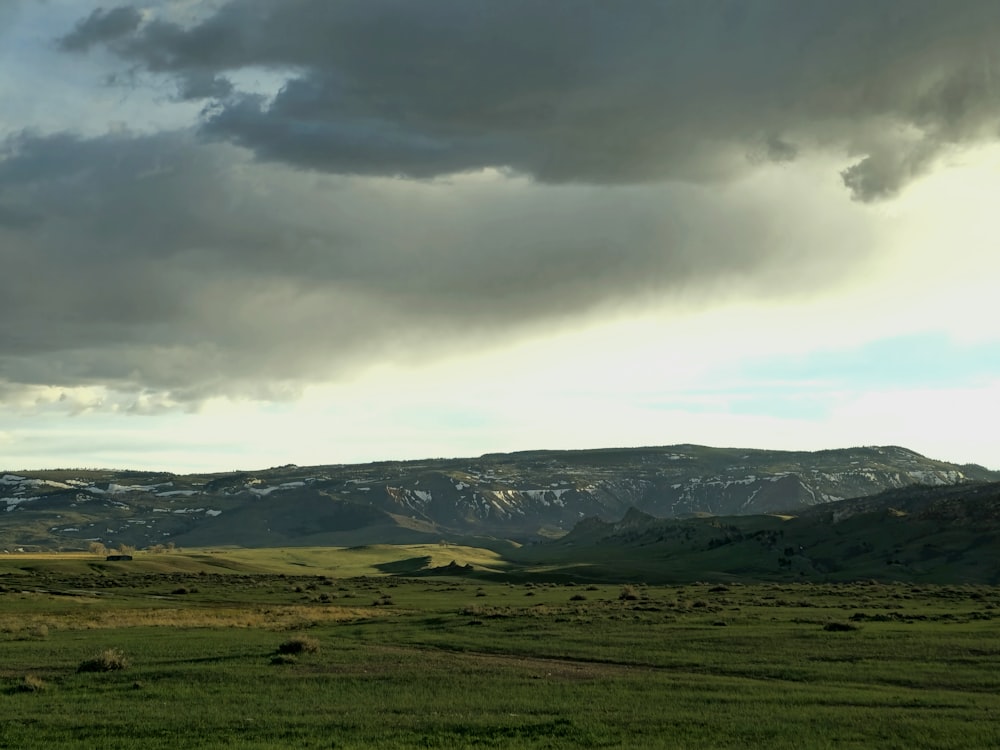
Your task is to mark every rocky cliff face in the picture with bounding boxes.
[2,445,996,549]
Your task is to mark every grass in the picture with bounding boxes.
[1,549,999,747]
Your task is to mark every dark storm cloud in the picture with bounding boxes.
[10,0,992,406]
[0,128,868,402]
[58,6,143,52]
[59,0,1000,200]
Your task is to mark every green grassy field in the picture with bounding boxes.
[2,549,999,748]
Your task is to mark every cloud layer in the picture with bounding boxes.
[0,125,874,402]
[2,1,998,410]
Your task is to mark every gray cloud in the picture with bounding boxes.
[0,129,874,403]
[58,0,1000,199]
[175,70,234,100]
[0,202,41,229]
[0,3,21,38]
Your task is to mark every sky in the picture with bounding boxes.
[1,0,999,473]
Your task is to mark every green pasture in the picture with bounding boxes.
[1,548,999,748]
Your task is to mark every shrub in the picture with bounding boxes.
[569,594,587,601]
[78,648,129,673]
[17,674,46,693]
[277,635,321,655]
[619,585,640,601]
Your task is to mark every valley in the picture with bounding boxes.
[1,548,998,748]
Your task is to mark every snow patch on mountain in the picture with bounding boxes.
[249,481,306,496]
[907,470,962,485]
[2,497,35,511]
[1,475,75,491]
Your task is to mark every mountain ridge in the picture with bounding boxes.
[1,444,996,551]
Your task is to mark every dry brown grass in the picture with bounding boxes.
[0,552,96,560]
[0,605,390,633]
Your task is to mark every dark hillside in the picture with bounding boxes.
[519,481,1000,584]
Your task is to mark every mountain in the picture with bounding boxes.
[521,481,1000,584]
[1,445,996,550]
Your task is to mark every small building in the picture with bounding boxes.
[105,554,133,562]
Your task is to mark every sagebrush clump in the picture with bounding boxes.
[619,585,641,601]
[277,635,321,655]
[78,648,129,673]
[18,674,46,693]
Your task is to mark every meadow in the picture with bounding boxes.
[1,546,999,748]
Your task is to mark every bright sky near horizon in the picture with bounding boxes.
[1,1,999,473]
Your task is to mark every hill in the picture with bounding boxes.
[516,481,1000,584]
[1,444,996,551]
